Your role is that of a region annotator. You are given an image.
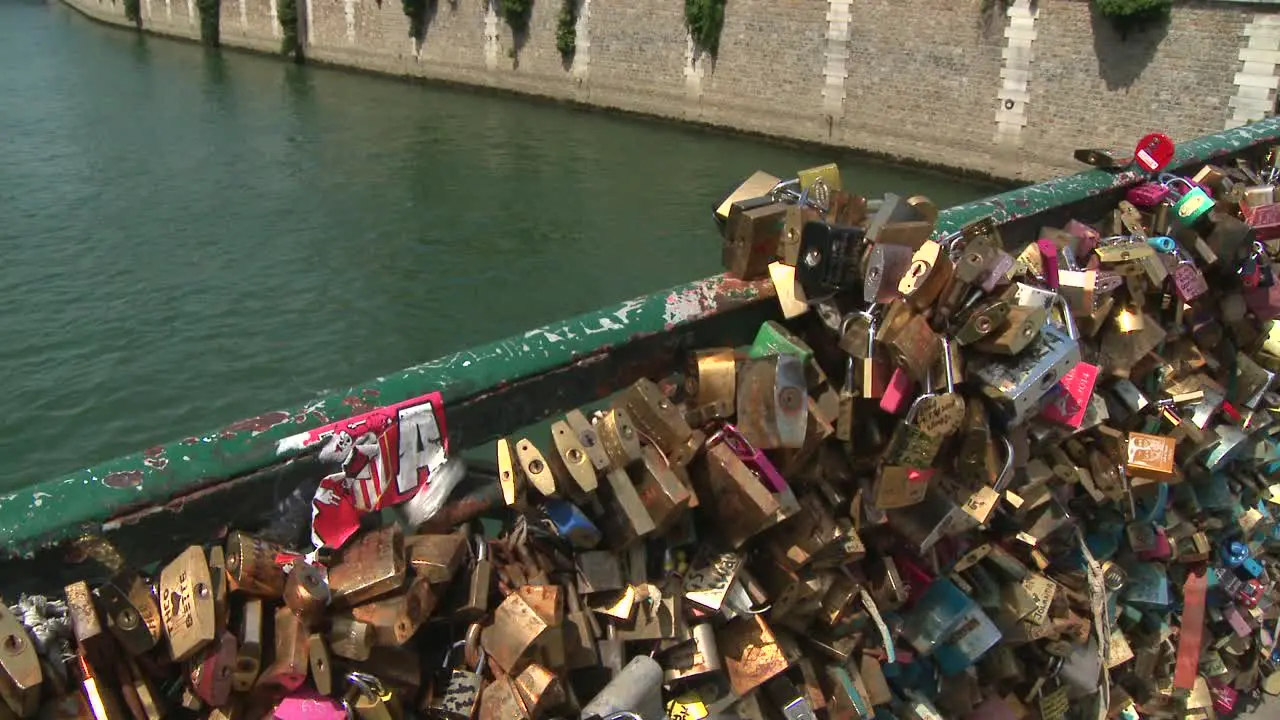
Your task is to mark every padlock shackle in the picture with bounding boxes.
[992,435,1015,492]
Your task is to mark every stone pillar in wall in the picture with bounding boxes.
[994,0,1038,148]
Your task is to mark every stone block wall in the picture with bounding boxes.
[60,0,1280,182]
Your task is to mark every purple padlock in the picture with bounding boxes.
[1126,182,1172,207]
[713,423,788,493]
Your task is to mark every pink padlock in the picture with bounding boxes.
[1040,362,1099,430]
[714,423,788,494]
[879,368,914,414]
[1125,182,1172,207]
[1036,239,1060,289]
[1065,219,1100,257]
[1137,527,1172,562]
[1209,680,1238,714]
[274,690,347,720]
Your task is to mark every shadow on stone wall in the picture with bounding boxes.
[1090,2,1170,90]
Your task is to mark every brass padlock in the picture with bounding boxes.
[233,598,263,692]
[514,438,558,498]
[715,171,780,226]
[973,305,1046,356]
[93,571,162,657]
[224,531,287,598]
[594,408,643,471]
[0,605,41,717]
[877,303,941,382]
[254,607,308,698]
[328,617,375,662]
[617,378,693,457]
[723,200,786,281]
[717,615,790,696]
[561,585,598,670]
[563,409,610,473]
[663,624,722,682]
[631,445,692,532]
[690,441,781,548]
[575,551,624,596]
[329,526,407,608]
[898,239,955,312]
[308,634,333,696]
[350,575,436,647]
[283,562,331,628]
[685,349,737,426]
[496,437,525,508]
[512,663,565,719]
[476,672,525,720]
[64,582,109,670]
[159,545,217,662]
[480,586,563,676]
[406,532,469,586]
[455,536,494,623]
[599,467,657,548]
[547,420,598,497]
[207,546,229,635]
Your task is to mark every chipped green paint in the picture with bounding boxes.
[3,118,1280,559]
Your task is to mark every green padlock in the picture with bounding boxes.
[1168,177,1214,225]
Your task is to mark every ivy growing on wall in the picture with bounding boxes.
[684,0,725,57]
[278,0,302,60]
[196,0,220,45]
[1094,0,1171,38]
[501,0,533,33]
[555,0,575,59]
[123,0,141,26]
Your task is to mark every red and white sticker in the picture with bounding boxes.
[1134,133,1175,173]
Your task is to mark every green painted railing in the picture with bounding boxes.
[3,117,1280,566]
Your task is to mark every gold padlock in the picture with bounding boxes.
[329,526,407,608]
[327,617,375,662]
[547,420,598,497]
[349,575,436,647]
[690,442,780,549]
[617,378,694,456]
[224,531,287,598]
[515,438,558,498]
[232,598,263,692]
[158,545,217,662]
[594,408,643,471]
[253,607,308,698]
[0,604,41,717]
[405,533,468,585]
[512,663,565,720]
[496,437,525,508]
[717,615,790,696]
[631,445,693,532]
[480,586,563,675]
[283,563,330,629]
[93,571,162,657]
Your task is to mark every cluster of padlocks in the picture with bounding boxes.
[5,149,1280,720]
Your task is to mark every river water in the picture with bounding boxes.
[0,0,999,491]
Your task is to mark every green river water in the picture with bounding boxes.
[0,0,999,491]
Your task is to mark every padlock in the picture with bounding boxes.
[862,241,913,304]
[662,624,721,682]
[480,585,562,676]
[349,574,435,647]
[764,492,844,572]
[972,322,1082,426]
[93,571,162,657]
[309,634,333,696]
[117,658,161,720]
[224,530,288,598]
[328,526,406,608]
[898,239,954,312]
[795,220,867,300]
[158,545,217,662]
[342,672,397,720]
[455,536,493,623]
[405,532,469,586]
[230,598,264,692]
[736,353,808,450]
[514,437,558,498]
[598,467,657,548]
[617,378,693,457]
[63,582,110,674]
[1126,432,1177,483]
[717,615,790,696]
[547,420,598,497]
[189,632,237,707]
[580,656,664,720]
[630,445,692,532]
[0,605,41,718]
[593,408,643,471]
[877,302,940,382]
[327,617,374,664]
[427,630,484,720]
[255,607,309,699]
[283,562,331,628]
[723,200,786,281]
[856,313,891,399]
[685,349,736,426]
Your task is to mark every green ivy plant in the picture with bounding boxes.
[1095,0,1171,38]
[555,0,575,59]
[684,0,725,57]
[501,0,533,33]
[123,0,141,25]
[278,0,301,59]
[196,0,220,45]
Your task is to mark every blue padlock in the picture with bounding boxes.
[542,498,602,549]
[1223,540,1249,568]
[1241,556,1264,579]
[1146,235,1176,253]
